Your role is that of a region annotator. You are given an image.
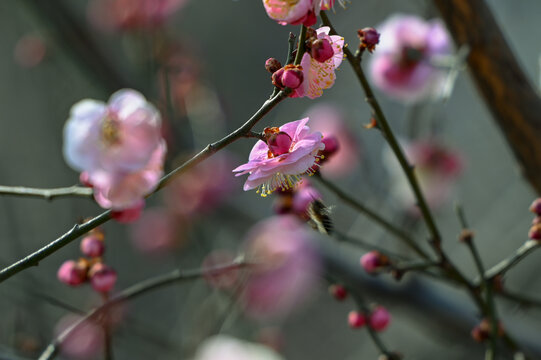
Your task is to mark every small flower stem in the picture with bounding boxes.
[315,174,430,259]
[456,205,499,359]
[0,185,93,200]
[482,240,541,281]
[320,11,442,251]
[286,32,296,65]
[38,259,249,360]
[293,25,307,66]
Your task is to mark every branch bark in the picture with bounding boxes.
[434,0,541,194]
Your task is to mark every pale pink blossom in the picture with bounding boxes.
[192,335,284,360]
[233,118,324,197]
[262,0,345,26]
[293,27,344,99]
[165,153,235,217]
[87,0,188,31]
[130,207,181,254]
[304,103,361,177]
[384,139,462,212]
[55,315,103,359]
[369,14,452,103]
[241,216,320,319]
[63,89,166,210]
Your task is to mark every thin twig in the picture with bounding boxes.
[321,12,442,250]
[38,259,249,360]
[482,240,541,281]
[0,185,92,200]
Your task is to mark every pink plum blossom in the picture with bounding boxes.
[369,14,452,103]
[110,199,145,223]
[87,0,188,31]
[233,118,324,197]
[241,216,320,319]
[262,0,346,26]
[383,139,462,212]
[63,89,166,210]
[304,104,361,177]
[55,315,103,359]
[130,207,181,254]
[192,335,284,360]
[293,27,344,99]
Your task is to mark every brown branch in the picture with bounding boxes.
[434,0,541,194]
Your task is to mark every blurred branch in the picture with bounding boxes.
[21,0,135,92]
[0,185,92,200]
[481,240,541,282]
[38,259,249,360]
[434,0,541,195]
[315,174,430,259]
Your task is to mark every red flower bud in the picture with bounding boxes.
[348,311,366,328]
[357,27,380,53]
[80,235,105,258]
[265,58,282,74]
[311,38,334,63]
[89,263,117,293]
[329,284,348,301]
[57,260,87,286]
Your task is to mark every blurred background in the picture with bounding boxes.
[1,0,541,359]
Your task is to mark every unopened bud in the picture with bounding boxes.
[528,224,541,240]
[459,229,474,243]
[57,260,87,286]
[281,65,304,89]
[360,251,388,273]
[357,27,380,53]
[348,311,366,328]
[530,198,541,215]
[321,135,340,158]
[369,306,391,332]
[329,284,348,301]
[265,58,282,73]
[311,38,334,63]
[89,263,117,293]
[80,235,105,258]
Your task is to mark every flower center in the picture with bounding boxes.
[399,45,425,67]
[101,115,121,147]
[264,127,293,158]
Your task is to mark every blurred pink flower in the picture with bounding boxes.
[233,118,324,197]
[55,315,103,359]
[292,181,322,216]
[192,335,284,360]
[304,104,360,177]
[369,306,391,332]
[130,207,181,254]
[369,14,451,103]
[241,216,320,319]
[57,260,87,286]
[13,34,47,68]
[201,250,241,290]
[89,263,117,293]
[110,199,145,223]
[63,89,166,209]
[293,27,344,99]
[165,153,235,217]
[384,139,462,212]
[88,0,188,31]
[262,0,315,26]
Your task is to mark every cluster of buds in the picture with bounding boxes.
[57,226,117,293]
[471,318,505,343]
[348,305,391,332]
[528,198,541,240]
[266,58,304,90]
[357,27,380,54]
[360,251,390,274]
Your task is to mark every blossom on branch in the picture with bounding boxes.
[369,14,452,103]
[293,27,344,99]
[63,89,166,210]
[232,118,324,197]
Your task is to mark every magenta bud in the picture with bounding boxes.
[529,224,541,240]
[57,260,86,286]
[271,68,285,88]
[369,306,391,332]
[80,236,105,258]
[265,58,282,73]
[360,251,383,273]
[329,284,348,301]
[267,131,293,157]
[311,38,334,63]
[357,27,380,53]
[89,263,117,293]
[348,311,366,328]
[322,135,340,158]
[529,198,541,215]
[281,66,304,89]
